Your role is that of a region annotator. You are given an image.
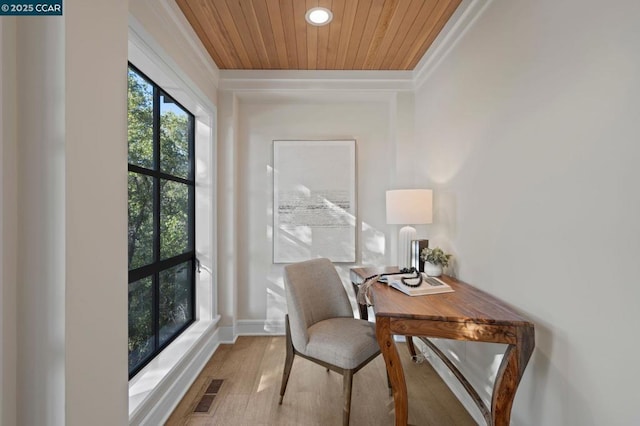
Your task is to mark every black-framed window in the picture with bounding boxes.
[127,64,196,378]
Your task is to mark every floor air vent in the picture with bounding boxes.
[193,379,224,413]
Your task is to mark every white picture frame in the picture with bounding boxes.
[273,140,357,263]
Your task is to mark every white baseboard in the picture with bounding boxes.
[236,319,285,336]
[217,325,237,344]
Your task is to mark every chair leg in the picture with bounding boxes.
[279,315,295,404]
[342,369,353,426]
[406,336,417,359]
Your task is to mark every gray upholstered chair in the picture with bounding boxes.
[279,258,381,426]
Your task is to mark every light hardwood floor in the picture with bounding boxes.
[166,336,476,426]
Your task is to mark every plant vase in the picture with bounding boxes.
[423,261,442,277]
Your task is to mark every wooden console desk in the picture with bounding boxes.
[350,267,535,426]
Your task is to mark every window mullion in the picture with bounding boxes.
[158,171,192,186]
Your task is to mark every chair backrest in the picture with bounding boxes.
[283,258,353,350]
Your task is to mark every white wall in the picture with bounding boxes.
[16,15,67,426]
[229,91,410,329]
[0,16,18,426]
[65,2,129,424]
[216,91,239,331]
[3,1,130,425]
[413,0,640,424]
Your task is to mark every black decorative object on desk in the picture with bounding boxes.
[411,239,429,272]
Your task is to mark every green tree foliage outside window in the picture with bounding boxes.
[127,66,195,376]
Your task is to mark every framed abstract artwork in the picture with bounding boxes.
[273,140,357,263]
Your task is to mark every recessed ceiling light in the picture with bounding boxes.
[305,7,333,26]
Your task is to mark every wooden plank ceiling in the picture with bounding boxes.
[175,0,462,70]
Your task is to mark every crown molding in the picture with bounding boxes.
[158,0,219,85]
[412,0,494,91]
[219,69,415,92]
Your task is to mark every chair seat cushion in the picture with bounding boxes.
[302,317,380,370]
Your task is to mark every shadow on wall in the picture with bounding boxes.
[272,189,357,262]
[265,271,286,334]
[264,218,386,332]
[510,311,580,425]
[420,312,578,425]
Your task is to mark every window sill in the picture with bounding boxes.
[128,317,220,424]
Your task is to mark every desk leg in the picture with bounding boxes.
[491,327,535,426]
[376,317,408,426]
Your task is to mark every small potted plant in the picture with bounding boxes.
[420,247,452,277]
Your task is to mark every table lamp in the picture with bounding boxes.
[386,189,433,268]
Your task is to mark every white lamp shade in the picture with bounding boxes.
[386,189,433,225]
